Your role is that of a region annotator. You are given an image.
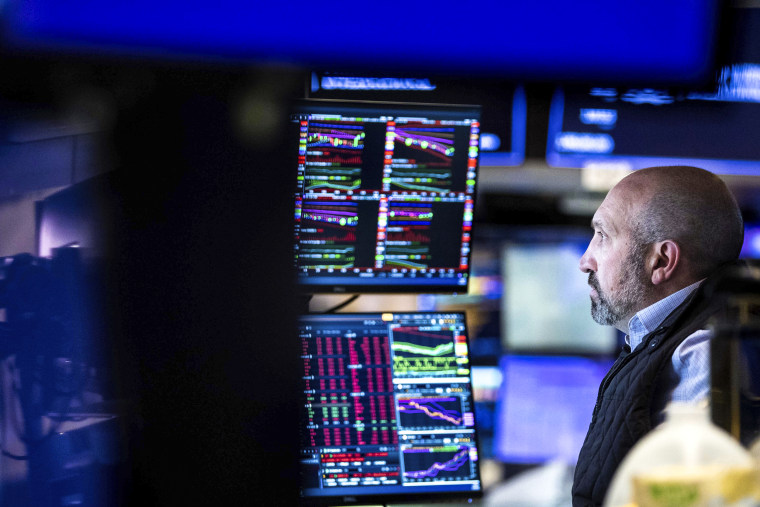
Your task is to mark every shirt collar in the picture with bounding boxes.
[626,280,704,351]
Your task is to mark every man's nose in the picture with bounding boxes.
[579,246,595,274]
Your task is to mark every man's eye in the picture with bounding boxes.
[596,231,605,239]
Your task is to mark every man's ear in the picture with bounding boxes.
[649,240,680,285]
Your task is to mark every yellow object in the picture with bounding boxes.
[631,464,760,507]
[604,403,760,507]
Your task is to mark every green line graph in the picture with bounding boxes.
[390,326,461,377]
[393,356,459,377]
[392,341,454,356]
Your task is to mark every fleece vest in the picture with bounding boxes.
[571,283,726,507]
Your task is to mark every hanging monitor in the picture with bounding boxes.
[545,7,760,176]
[290,99,481,293]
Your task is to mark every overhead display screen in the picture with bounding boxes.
[546,8,760,176]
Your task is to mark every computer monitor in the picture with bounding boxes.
[493,354,614,465]
[291,99,481,293]
[308,72,526,167]
[297,312,483,505]
[501,241,618,355]
[545,7,760,176]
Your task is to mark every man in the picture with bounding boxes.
[571,166,744,507]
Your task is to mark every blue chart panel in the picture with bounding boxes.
[403,446,474,482]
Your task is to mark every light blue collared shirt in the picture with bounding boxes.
[626,280,711,424]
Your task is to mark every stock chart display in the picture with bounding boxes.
[291,100,480,293]
[298,313,482,502]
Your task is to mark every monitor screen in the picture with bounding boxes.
[501,241,617,355]
[291,99,481,293]
[493,354,614,465]
[298,312,483,505]
[308,72,526,167]
[545,8,760,176]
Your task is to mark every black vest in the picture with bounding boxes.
[571,282,726,507]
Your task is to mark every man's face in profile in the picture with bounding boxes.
[579,184,650,329]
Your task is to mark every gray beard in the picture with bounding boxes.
[588,246,648,327]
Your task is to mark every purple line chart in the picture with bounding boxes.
[402,446,475,482]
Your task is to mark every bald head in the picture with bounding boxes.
[617,166,744,279]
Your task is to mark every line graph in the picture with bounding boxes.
[308,122,365,150]
[391,325,459,378]
[298,246,355,269]
[303,121,365,195]
[393,340,453,356]
[389,180,450,193]
[388,203,433,225]
[393,125,455,160]
[398,396,464,428]
[305,167,361,192]
[298,201,359,269]
[388,169,453,192]
[402,446,474,481]
[389,122,455,192]
[302,202,359,227]
[385,246,428,255]
[384,203,433,269]
[394,357,459,377]
[384,246,430,270]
